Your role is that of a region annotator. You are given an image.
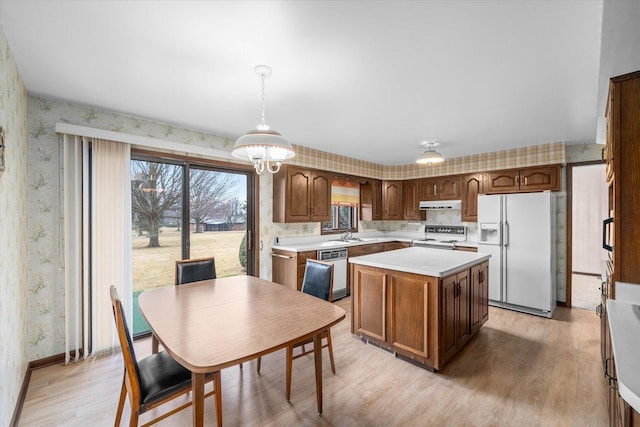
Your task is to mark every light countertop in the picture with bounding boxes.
[607,299,640,413]
[271,232,478,252]
[271,232,418,252]
[348,246,490,277]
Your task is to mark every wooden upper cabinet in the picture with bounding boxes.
[485,165,560,194]
[420,177,460,200]
[485,170,519,193]
[310,171,331,221]
[609,70,640,285]
[461,173,484,222]
[360,179,383,221]
[520,166,560,192]
[382,180,403,220]
[438,176,460,200]
[403,179,426,221]
[420,178,439,201]
[272,166,331,223]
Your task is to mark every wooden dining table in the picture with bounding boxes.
[138,275,346,426]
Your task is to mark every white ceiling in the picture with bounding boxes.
[1,1,606,165]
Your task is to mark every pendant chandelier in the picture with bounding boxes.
[231,65,294,174]
[416,142,445,165]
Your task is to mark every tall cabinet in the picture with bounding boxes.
[602,70,640,426]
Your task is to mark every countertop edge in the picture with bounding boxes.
[348,247,490,278]
[607,299,640,413]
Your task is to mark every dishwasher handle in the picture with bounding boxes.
[269,252,295,260]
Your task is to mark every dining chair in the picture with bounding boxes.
[175,256,217,285]
[110,285,220,427]
[257,259,336,401]
[152,256,217,354]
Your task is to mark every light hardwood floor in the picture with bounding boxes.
[19,297,607,426]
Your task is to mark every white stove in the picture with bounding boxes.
[412,225,467,250]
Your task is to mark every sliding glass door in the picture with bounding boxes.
[130,154,254,336]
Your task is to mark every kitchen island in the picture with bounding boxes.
[349,247,490,370]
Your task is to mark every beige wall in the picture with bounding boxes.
[0,25,29,426]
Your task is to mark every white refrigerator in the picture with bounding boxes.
[477,192,556,318]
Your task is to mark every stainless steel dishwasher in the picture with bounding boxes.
[317,248,348,300]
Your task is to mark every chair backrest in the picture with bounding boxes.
[110,286,142,401]
[175,257,216,285]
[301,260,334,303]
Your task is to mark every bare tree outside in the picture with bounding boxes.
[216,198,246,231]
[131,161,182,247]
[189,169,238,233]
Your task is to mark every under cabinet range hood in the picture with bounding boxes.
[419,200,462,210]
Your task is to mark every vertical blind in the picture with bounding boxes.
[63,135,131,361]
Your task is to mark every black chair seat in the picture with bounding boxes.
[138,351,192,405]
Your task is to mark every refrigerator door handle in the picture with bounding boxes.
[504,221,509,247]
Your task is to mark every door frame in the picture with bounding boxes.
[565,160,605,309]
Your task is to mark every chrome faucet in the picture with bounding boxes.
[341,230,353,241]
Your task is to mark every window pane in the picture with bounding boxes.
[188,168,248,277]
[131,160,183,335]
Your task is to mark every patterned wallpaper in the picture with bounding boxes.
[26,91,585,360]
[0,26,29,426]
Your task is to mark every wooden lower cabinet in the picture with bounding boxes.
[384,241,411,251]
[389,271,438,366]
[470,261,489,335]
[352,265,388,342]
[441,270,470,364]
[351,261,488,370]
[271,249,316,291]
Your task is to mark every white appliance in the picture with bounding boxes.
[412,225,467,249]
[477,192,556,317]
[317,248,348,300]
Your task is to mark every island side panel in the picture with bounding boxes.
[388,271,440,369]
[352,264,387,343]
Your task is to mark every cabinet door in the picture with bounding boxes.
[382,180,403,220]
[285,167,311,222]
[310,171,331,222]
[371,179,383,220]
[461,173,484,221]
[360,179,383,221]
[519,165,560,192]
[352,265,387,342]
[403,179,425,220]
[441,274,458,360]
[389,272,435,360]
[470,263,488,334]
[419,178,438,201]
[485,170,519,194]
[438,176,460,200]
[456,269,470,345]
[271,249,297,289]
